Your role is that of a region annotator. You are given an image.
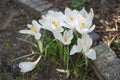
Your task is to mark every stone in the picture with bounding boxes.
[31,0,43,3]
[49,7,60,12]
[18,0,36,8]
[92,43,120,80]
[89,31,100,41]
[34,0,47,6]
[35,4,52,12]
[41,7,59,15]
[18,0,31,3]
[18,0,33,5]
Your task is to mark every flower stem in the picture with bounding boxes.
[66,46,70,77]
[85,56,88,70]
[37,40,43,53]
[64,46,66,64]
[34,56,42,64]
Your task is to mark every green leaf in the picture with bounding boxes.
[44,39,56,51]
[72,1,83,10]
[86,0,91,2]
[78,33,82,39]
[5,42,13,52]
[12,53,39,61]
[17,38,37,48]
[82,72,89,80]
[82,0,91,3]
[78,63,85,67]
[115,39,120,50]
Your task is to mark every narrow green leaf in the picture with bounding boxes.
[12,53,38,61]
[44,39,56,51]
[5,42,13,52]
[82,72,88,80]
[17,38,37,48]
[78,63,85,67]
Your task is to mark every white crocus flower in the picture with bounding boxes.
[64,7,79,29]
[39,10,65,33]
[38,15,47,30]
[76,16,95,34]
[46,17,64,32]
[19,20,42,40]
[79,7,94,20]
[19,56,42,73]
[76,8,95,34]
[47,10,64,18]
[53,30,73,45]
[70,34,96,60]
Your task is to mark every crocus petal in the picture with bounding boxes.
[42,13,64,33]
[19,30,34,35]
[88,25,95,33]
[70,45,81,55]
[82,34,93,49]
[64,7,79,29]
[48,10,55,16]
[39,19,44,26]
[63,30,73,45]
[65,7,72,15]
[53,32,62,41]
[39,18,48,30]
[87,8,94,21]
[35,33,41,40]
[85,20,92,29]
[66,30,73,40]
[85,49,96,60]
[54,30,73,45]
[19,62,36,73]
[77,28,89,34]
[79,7,88,17]
[32,20,41,30]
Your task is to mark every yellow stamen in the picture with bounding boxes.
[29,25,38,34]
[43,19,46,22]
[83,16,86,19]
[82,22,85,28]
[52,21,58,28]
[64,37,67,42]
[70,17,74,21]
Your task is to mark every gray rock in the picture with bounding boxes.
[89,31,100,41]
[31,0,43,3]
[18,0,37,8]
[49,7,60,12]
[41,7,59,15]
[18,0,52,12]
[35,4,52,12]
[18,0,33,5]
[92,43,120,80]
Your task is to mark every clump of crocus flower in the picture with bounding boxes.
[17,7,96,77]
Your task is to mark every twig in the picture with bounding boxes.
[107,34,118,46]
[114,19,118,31]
